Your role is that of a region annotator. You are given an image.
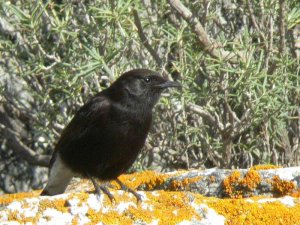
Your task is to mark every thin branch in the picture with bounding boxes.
[223,98,252,138]
[0,124,50,167]
[188,103,223,131]
[224,99,241,124]
[265,16,274,70]
[33,35,61,64]
[132,9,162,66]
[133,8,182,79]
[246,0,266,43]
[168,0,246,64]
[278,0,286,54]
[233,109,252,137]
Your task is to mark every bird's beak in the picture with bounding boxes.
[154,80,182,89]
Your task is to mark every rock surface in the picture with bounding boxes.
[1,166,300,225]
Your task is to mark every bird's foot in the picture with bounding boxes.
[116,178,143,203]
[98,184,116,203]
[89,175,115,203]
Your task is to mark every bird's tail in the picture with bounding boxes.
[41,153,74,196]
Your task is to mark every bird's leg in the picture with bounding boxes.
[116,178,142,203]
[88,175,115,203]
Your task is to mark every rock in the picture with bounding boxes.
[1,166,300,224]
[158,166,300,198]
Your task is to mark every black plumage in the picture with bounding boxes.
[41,69,181,201]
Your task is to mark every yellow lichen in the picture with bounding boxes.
[86,207,133,225]
[68,192,91,206]
[112,170,171,190]
[206,196,300,225]
[291,188,300,198]
[241,169,261,190]
[146,191,200,224]
[7,209,40,224]
[168,176,201,191]
[39,198,68,213]
[271,176,296,197]
[223,169,261,198]
[251,164,281,170]
[209,175,216,183]
[7,210,19,221]
[0,190,40,206]
[71,215,79,225]
[84,190,200,225]
[223,170,243,198]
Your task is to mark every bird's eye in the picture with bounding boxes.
[144,77,151,83]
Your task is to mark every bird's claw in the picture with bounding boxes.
[89,175,116,204]
[116,178,142,204]
[100,185,115,204]
[133,192,143,204]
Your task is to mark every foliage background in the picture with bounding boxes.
[0,0,299,193]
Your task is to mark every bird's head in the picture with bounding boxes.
[109,69,181,109]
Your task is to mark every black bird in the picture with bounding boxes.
[41,69,181,201]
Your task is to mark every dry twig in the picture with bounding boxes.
[278,0,286,54]
[168,0,246,64]
[0,124,50,167]
[133,9,162,66]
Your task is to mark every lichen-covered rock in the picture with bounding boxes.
[59,166,300,199]
[0,191,222,225]
[152,166,300,198]
[1,191,300,225]
[1,166,300,224]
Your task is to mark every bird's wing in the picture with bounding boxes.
[50,95,111,167]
